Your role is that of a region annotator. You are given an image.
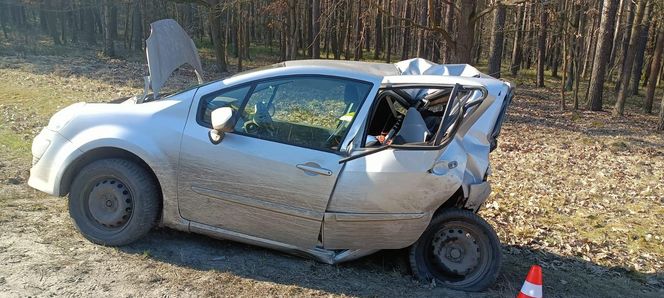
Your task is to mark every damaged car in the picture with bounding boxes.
[28,19,513,292]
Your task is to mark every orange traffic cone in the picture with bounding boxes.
[517,265,543,298]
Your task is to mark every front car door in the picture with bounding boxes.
[178,75,374,248]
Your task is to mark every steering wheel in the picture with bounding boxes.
[382,116,404,145]
[323,127,344,148]
[243,101,275,136]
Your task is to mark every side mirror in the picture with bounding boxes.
[209,107,235,144]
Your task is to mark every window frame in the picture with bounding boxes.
[196,74,374,154]
[196,83,256,128]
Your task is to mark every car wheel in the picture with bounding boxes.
[68,158,160,246]
[409,208,501,292]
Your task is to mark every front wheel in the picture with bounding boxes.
[409,209,502,292]
[68,158,160,246]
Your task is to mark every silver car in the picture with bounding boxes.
[28,20,513,292]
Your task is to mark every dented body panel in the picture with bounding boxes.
[29,54,512,264]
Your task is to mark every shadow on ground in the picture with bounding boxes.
[119,228,663,297]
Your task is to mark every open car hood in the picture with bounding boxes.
[145,19,204,99]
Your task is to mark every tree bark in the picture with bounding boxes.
[657,91,664,130]
[109,4,118,40]
[354,1,363,60]
[131,0,142,51]
[587,0,620,111]
[385,0,392,62]
[608,0,625,76]
[102,1,115,57]
[644,29,663,114]
[208,0,227,72]
[629,1,652,95]
[614,0,635,89]
[311,0,321,58]
[581,1,601,79]
[510,4,525,76]
[374,0,383,59]
[416,0,426,58]
[442,1,454,63]
[453,0,476,64]
[487,2,506,78]
[658,92,664,130]
[536,4,548,87]
[400,1,411,60]
[614,0,647,116]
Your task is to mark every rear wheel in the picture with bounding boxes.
[409,209,501,292]
[68,158,160,246]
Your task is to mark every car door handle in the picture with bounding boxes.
[296,163,333,176]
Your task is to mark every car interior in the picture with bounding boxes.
[362,86,476,148]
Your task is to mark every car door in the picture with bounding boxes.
[178,75,373,248]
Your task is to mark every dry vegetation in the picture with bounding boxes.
[0,44,663,297]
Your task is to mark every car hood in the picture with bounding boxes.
[145,19,204,99]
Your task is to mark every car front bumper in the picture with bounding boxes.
[27,128,83,196]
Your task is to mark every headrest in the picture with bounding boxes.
[396,108,431,143]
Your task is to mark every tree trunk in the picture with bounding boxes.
[608,0,625,76]
[103,1,115,57]
[487,2,506,78]
[536,4,548,87]
[442,1,454,63]
[45,2,61,45]
[658,92,664,130]
[453,0,476,64]
[132,0,142,51]
[332,1,340,60]
[385,0,392,62]
[587,0,620,111]
[561,0,571,109]
[629,1,652,95]
[427,0,437,62]
[237,4,243,72]
[354,1,363,60]
[288,0,298,60]
[400,1,411,60]
[208,0,227,72]
[374,0,383,59]
[614,0,635,89]
[581,1,601,79]
[644,29,663,114]
[311,0,321,58]
[510,4,525,76]
[574,2,586,110]
[415,0,426,58]
[110,4,118,40]
[614,0,647,116]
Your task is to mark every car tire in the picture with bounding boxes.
[68,158,160,246]
[409,208,501,292]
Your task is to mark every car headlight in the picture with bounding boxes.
[47,102,85,131]
[31,133,51,165]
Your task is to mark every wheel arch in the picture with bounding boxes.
[58,147,164,206]
[432,187,467,217]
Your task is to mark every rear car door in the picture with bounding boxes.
[178,75,373,248]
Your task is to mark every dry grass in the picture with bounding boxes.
[0,44,663,297]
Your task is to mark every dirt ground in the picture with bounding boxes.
[0,48,663,297]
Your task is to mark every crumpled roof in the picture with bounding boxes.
[283,58,491,79]
[395,58,488,78]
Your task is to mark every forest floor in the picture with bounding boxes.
[0,42,663,297]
